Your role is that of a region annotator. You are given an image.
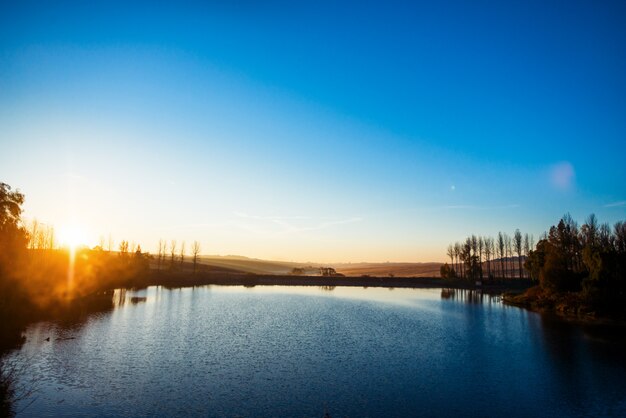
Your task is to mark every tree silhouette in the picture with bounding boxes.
[523,233,531,279]
[463,238,471,279]
[447,245,455,277]
[157,239,164,271]
[470,235,478,279]
[0,183,27,278]
[514,229,523,279]
[179,241,185,270]
[28,219,38,250]
[191,241,201,274]
[119,240,129,256]
[484,237,493,279]
[505,233,512,278]
[170,240,177,269]
[497,232,505,279]
[454,242,461,278]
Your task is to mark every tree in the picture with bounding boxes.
[0,183,29,349]
[514,229,523,279]
[581,214,598,248]
[319,267,339,276]
[119,240,129,256]
[169,240,177,269]
[463,238,471,279]
[29,219,38,250]
[0,183,28,277]
[478,237,484,280]
[447,245,455,276]
[497,232,505,279]
[504,233,512,279]
[191,241,201,274]
[157,239,164,271]
[470,235,479,279]
[523,233,531,279]
[484,237,493,279]
[440,263,454,279]
[614,221,626,253]
[179,241,185,270]
[454,242,461,278]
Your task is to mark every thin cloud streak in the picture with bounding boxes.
[439,204,520,210]
[274,217,364,235]
[234,212,312,221]
[233,212,364,235]
[605,201,626,208]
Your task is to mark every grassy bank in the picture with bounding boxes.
[502,286,626,324]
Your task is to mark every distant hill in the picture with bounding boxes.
[196,255,443,277]
[332,262,443,277]
[197,255,316,275]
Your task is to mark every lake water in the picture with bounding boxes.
[6,286,626,417]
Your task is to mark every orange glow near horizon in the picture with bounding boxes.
[56,223,86,297]
[57,223,88,252]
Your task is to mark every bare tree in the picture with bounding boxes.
[484,237,493,279]
[514,229,522,279]
[192,241,201,274]
[463,237,472,279]
[454,242,461,278]
[523,233,531,279]
[581,213,598,247]
[478,236,484,280]
[505,233,513,279]
[496,232,504,279]
[29,219,39,250]
[48,226,55,250]
[107,234,113,252]
[179,241,185,270]
[614,221,626,253]
[119,240,129,256]
[157,239,164,271]
[447,244,455,276]
[170,240,177,269]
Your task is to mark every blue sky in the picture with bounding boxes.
[1,1,625,262]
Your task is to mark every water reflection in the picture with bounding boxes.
[440,288,501,304]
[112,289,149,307]
[6,285,626,418]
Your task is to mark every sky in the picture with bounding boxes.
[1,0,625,262]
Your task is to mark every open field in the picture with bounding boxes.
[332,262,443,277]
[195,255,445,277]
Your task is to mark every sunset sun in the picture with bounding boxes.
[57,223,87,250]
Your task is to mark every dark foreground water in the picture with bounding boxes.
[6,286,626,417]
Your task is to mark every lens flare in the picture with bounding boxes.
[57,223,87,251]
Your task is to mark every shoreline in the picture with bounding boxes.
[502,288,626,326]
[137,271,533,294]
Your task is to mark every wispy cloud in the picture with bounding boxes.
[155,213,363,236]
[604,201,626,208]
[233,212,312,221]
[275,217,364,235]
[438,204,520,210]
[234,212,363,235]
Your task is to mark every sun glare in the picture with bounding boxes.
[57,223,87,250]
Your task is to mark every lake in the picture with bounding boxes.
[6,286,626,417]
